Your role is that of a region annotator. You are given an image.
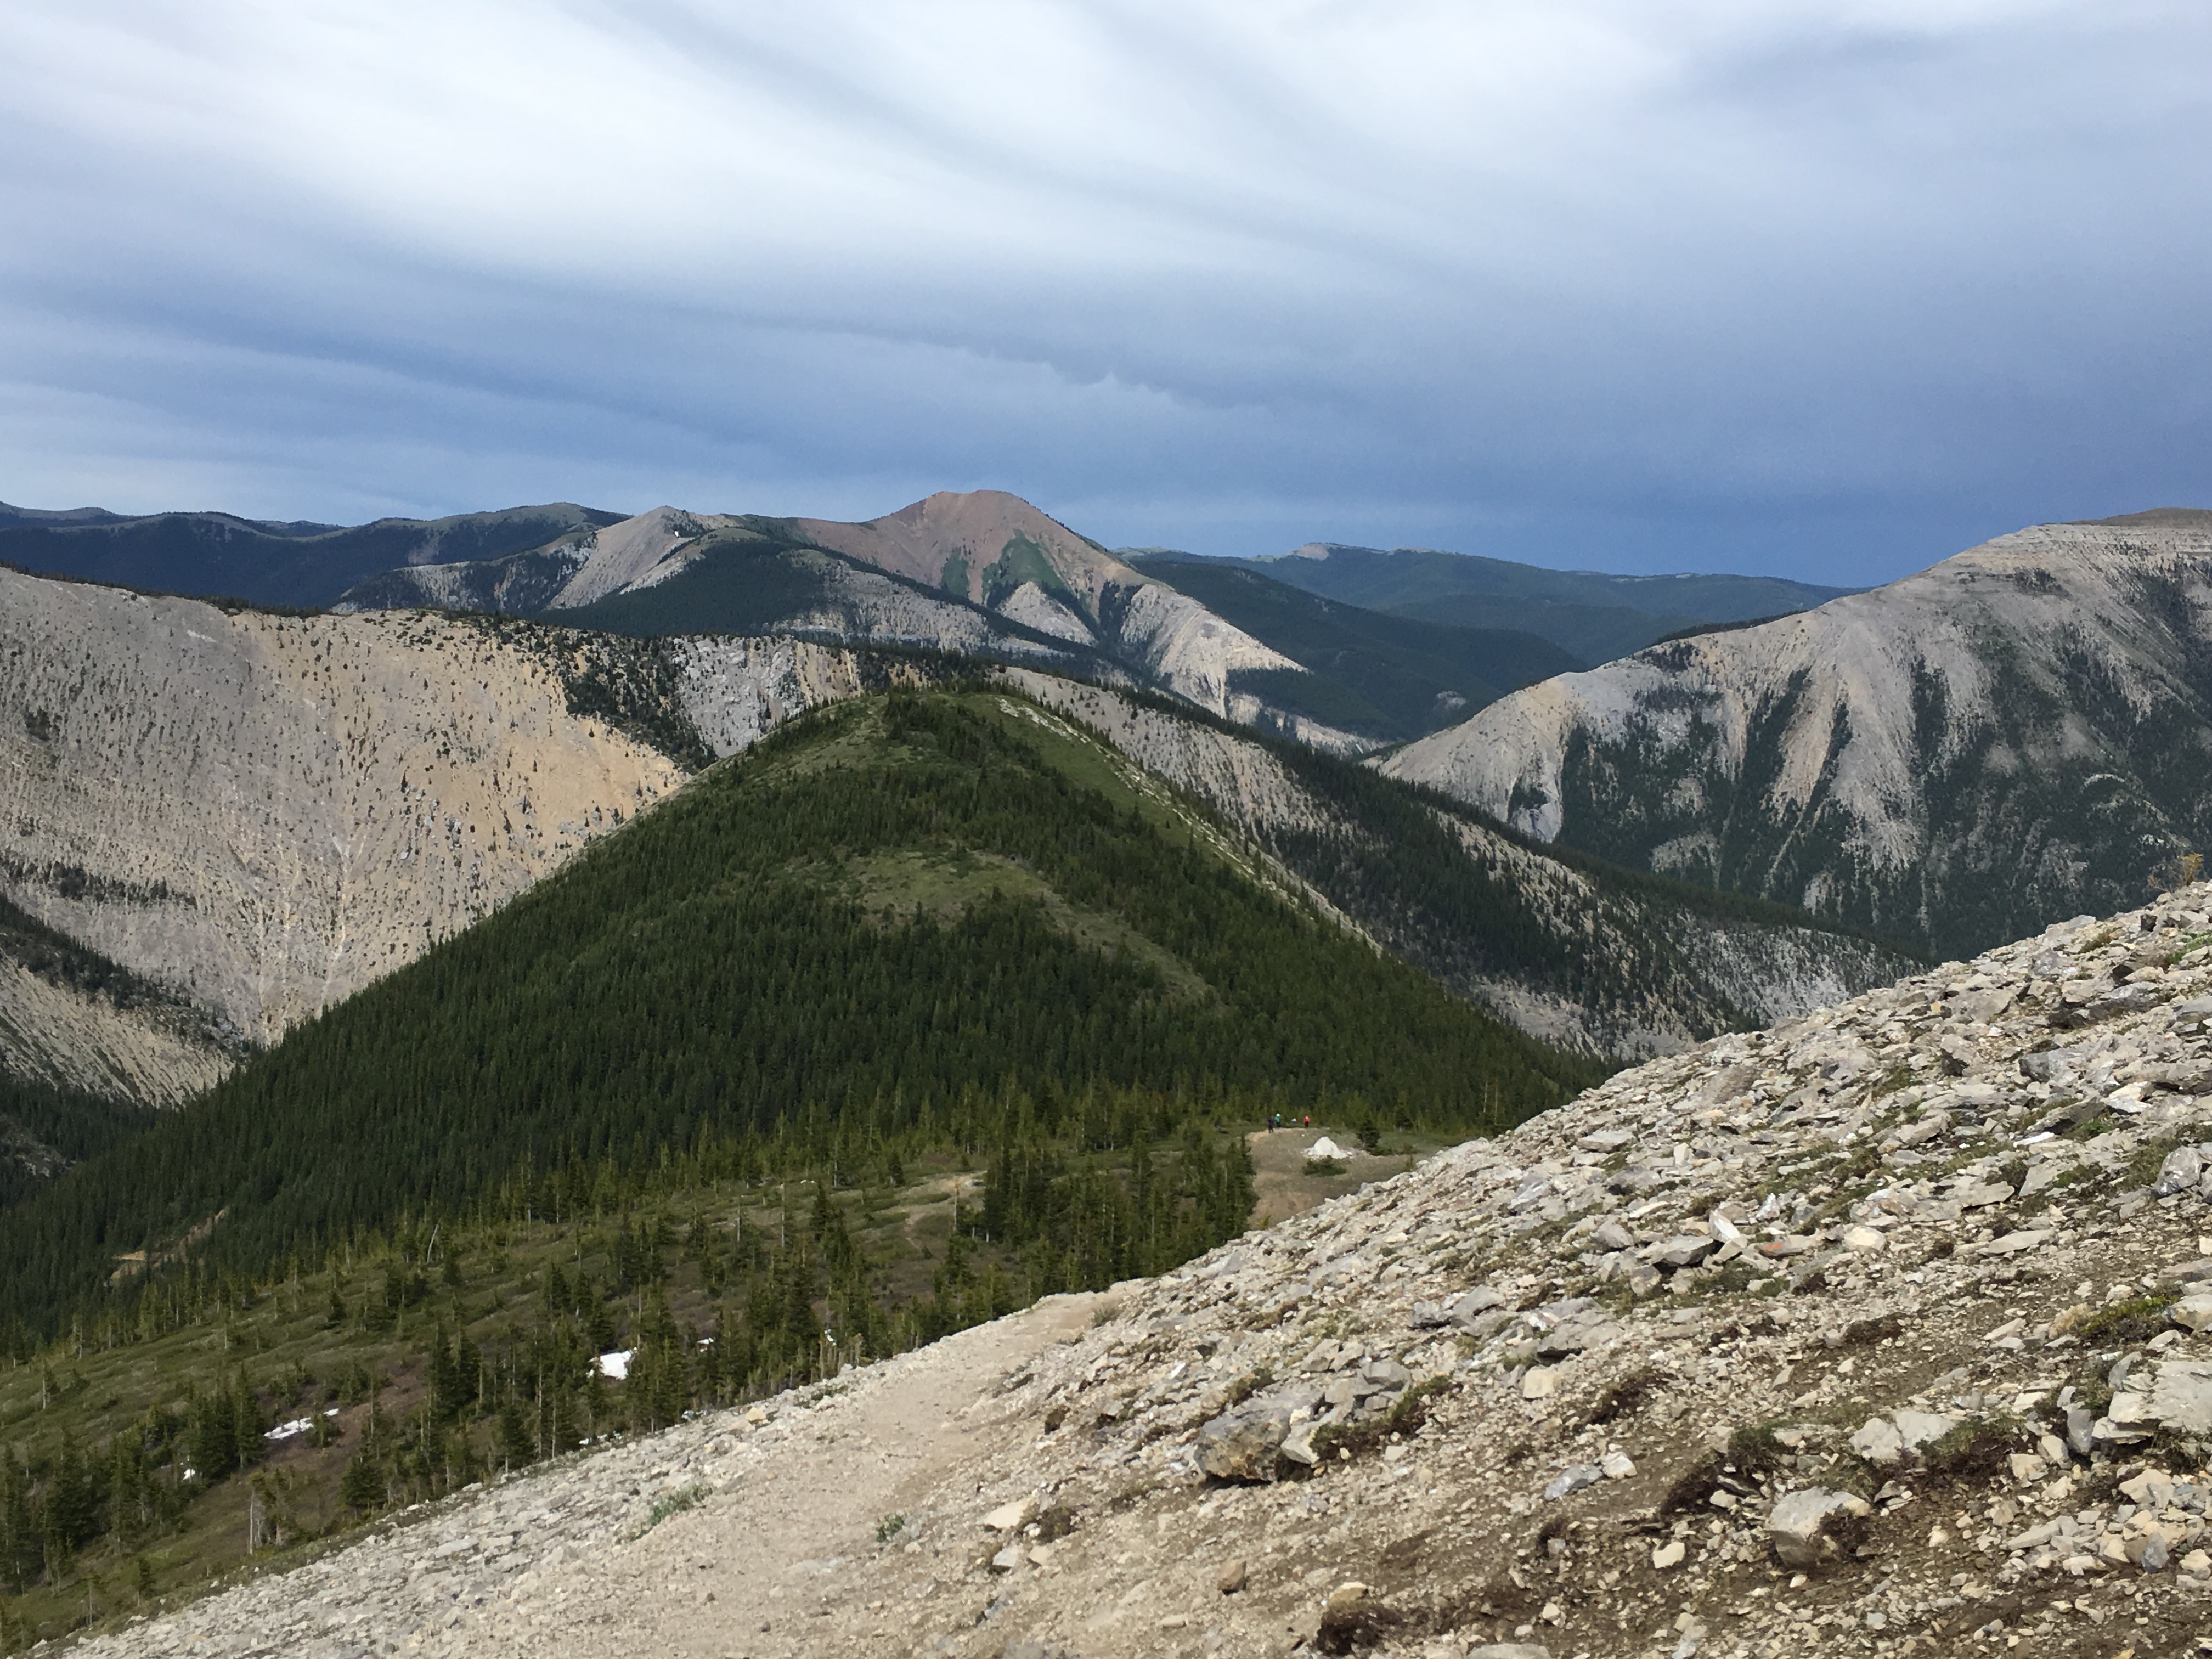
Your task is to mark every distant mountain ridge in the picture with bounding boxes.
[4,489,1863,753]
[0,500,623,608]
[338,491,1353,744]
[1122,551,1577,742]
[1229,540,1860,666]
[1382,510,2212,957]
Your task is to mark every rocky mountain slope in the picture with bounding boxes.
[0,559,1909,1116]
[342,492,1337,742]
[0,568,891,1077]
[0,896,236,1108]
[1006,674,1912,1059]
[0,500,621,608]
[1384,510,2212,960]
[76,881,2212,1659]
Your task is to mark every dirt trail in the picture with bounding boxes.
[455,1291,1098,1658]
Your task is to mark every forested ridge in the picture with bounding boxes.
[0,689,1591,1346]
[0,686,1595,1635]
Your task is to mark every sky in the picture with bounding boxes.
[3,1,2209,585]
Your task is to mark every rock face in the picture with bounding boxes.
[82,878,2212,1658]
[0,571,874,1087]
[1381,510,2212,958]
[0,906,236,1105]
[799,493,1314,728]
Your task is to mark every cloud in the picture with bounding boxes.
[2,0,2208,581]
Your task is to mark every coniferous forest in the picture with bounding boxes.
[0,688,1595,1637]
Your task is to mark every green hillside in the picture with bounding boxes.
[0,687,1589,1345]
[1126,552,1576,739]
[0,685,1598,1637]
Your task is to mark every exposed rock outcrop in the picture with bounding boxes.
[0,574,892,1079]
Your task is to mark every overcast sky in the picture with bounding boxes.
[3,1,2208,583]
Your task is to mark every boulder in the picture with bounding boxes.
[1538,1308,1624,1358]
[1410,1286,1506,1331]
[2156,1146,2206,1197]
[1543,1464,1601,1500]
[1591,1218,1635,1252]
[1848,1418,1905,1467]
[1653,1234,1720,1270]
[1892,1410,1959,1454]
[1769,1488,1874,1566]
[2169,1295,2212,1334]
[1894,1111,1950,1148]
[1953,1180,2015,1208]
[1360,1357,1412,1392]
[1195,1400,1294,1482]
[1467,1647,1553,1659]
[2149,1361,2212,1434]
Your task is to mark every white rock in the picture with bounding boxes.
[1892,1410,1957,1454]
[1768,1488,1874,1567]
[2148,1360,2212,1432]
[1848,1418,1905,1466]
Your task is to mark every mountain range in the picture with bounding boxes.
[1384,509,2212,959]
[2,486,2212,1640]
[0,558,1910,1142]
[1160,539,1860,666]
[3,490,1850,754]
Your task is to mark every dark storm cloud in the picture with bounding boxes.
[3,1,2209,583]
